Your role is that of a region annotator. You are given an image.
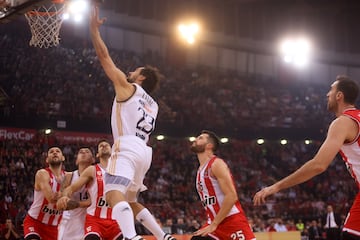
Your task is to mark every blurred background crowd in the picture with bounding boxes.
[0,22,358,240]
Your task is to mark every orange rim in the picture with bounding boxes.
[25,0,65,17]
[26,10,61,17]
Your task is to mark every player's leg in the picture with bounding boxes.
[129,200,177,240]
[105,177,139,239]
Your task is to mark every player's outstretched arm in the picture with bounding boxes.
[253,117,350,205]
[89,5,134,101]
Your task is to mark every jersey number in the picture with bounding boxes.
[231,230,245,240]
[79,192,89,201]
[136,107,155,134]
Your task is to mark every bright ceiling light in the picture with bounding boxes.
[178,22,200,45]
[280,37,311,68]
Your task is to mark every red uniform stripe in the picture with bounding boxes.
[94,164,102,217]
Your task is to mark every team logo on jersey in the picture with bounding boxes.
[96,170,103,181]
[42,205,63,215]
[97,196,110,207]
[197,180,203,192]
[201,195,216,207]
[204,168,210,179]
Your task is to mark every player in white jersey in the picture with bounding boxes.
[23,147,65,240]
[190,130,256,240]
[57,141,122,240]
[57,147,94,240]
[253,75,360,240]
[89,5,175,240]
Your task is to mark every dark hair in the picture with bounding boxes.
[96,139,111,147]
[201,130,220,152]
[77,146,94,156]
[336,75,359,104]
[140,65,163,93]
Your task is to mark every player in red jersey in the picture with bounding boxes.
[190,130,256,240]
[254,75,360,240]
[23,147,65,240]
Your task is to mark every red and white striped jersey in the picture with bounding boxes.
[339,108,360,189]
[196,156,245,224]
[86,164,112,219]
[27,168,64,226]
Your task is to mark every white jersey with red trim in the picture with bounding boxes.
[67,170,88,218]
[111,83,158,144]
[86,164,112,219]
[196,156,245,224]
[27,168,64,226]
[339,108,360,189]
[59,170,89,239]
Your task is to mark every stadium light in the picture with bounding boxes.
[45,129,52,135]
[280,37,311,68]
[178,22,200,45]
[257,138,265,145]
[156,135,165,141]
[63,0,90,22]
[280,139,288,145]
[220,137,228,143]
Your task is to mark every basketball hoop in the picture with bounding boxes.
[25,0,66,48]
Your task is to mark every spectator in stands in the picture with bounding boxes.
[307,220,323,240]
[173,217,187,235]
[1,218,21,240]
[322,205,341,240]
[274,218,287,232]
[187,220,200,233]
[14,204,26,239]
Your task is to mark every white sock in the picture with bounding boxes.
[136,208,165,240]
[112,201,137,239]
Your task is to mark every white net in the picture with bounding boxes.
[25,2,65,48]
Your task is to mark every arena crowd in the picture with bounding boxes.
[0,22,358,240]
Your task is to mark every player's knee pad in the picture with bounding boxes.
[341,231,360,240]
[25,234,41,240]
[84,234,101,240]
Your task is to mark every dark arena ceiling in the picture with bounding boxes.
[102,0,360,54]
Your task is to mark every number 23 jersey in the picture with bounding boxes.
[111,83,158,144]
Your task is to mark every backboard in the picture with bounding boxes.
[0,0,49,23]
